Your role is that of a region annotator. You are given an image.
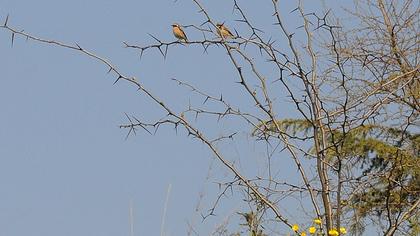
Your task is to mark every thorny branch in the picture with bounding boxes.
[2,0,419,234]
[1,10,296,229]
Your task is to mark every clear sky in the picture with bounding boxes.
[0,1,350,235]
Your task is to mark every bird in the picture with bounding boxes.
[172,23,188,42]
[216,23,234,39]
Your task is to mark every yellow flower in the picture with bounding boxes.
[301,232,307,236]
[292,224,299,232]
[339,227,347,234]
[313,218,322,225]
[328,229,339,236]
[308,226,317,234]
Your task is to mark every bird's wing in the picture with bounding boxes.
[180,28,188,40]
[226,27,234,37]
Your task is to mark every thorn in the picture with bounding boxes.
[201,43,209,54]
[234,28,239,38]
[199,21,207,27]
[325,9,331,17]
[133,116,141,124]
[131,126,137,136]
[164,45,169,59]
[134,118,152,135]
[158,46,165,58]
[174,122,179,132]
[270,39,277,45]
[290,7,299,14]
[255,28,264,33]
[125,127,133,140]
[11,32,15,47]
[147,33,161,43]
[203,96,210,104]
[113,75,122,85]
[153,125,159,135]
[124,112,133,123]
[4,14,9,26]
[75,43,82,50]
[235,19,247,23]
[140,49,144,60]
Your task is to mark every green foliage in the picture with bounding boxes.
[408,217,420,236]
[252,118,312,138]
[230,211,267,236]
[253,119,420,230]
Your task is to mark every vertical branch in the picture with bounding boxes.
[129,199,134,236]
[161,183,172,236]
[377,0,411,71]
[298,0,334,230]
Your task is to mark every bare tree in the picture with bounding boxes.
[1,0,418,235]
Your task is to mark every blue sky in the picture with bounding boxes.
[0,1,351,235]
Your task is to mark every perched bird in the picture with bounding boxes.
[216,23,234,39]
[172,23,188,42]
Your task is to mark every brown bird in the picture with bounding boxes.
[172,23,188,42]
[216,23,234,39]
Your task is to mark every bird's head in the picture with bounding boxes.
[172,23,180,28]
